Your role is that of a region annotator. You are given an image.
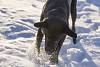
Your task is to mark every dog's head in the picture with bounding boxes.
[34,18,77,38]
[34,18,77,54]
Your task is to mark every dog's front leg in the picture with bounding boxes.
[35,28,44,54]
[49,36,66,64]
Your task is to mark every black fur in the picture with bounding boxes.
[34,0,77,63]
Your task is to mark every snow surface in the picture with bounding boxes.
[0,0,100,67]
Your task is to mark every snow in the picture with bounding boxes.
[0,0,100,67]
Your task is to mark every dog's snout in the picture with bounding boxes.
[45,40,58,55]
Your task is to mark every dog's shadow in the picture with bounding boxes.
[59,36,97,67]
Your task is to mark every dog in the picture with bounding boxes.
[34,0,77,63]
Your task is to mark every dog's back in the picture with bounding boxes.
[41,0,69,21]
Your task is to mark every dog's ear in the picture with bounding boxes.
[65,26,77,38]
[34,21,47,28]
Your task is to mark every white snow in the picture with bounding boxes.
[0,0,100,67]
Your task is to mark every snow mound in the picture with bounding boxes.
[67,48,86,62]
[0,54,34,67]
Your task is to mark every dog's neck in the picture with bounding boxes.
[45,7,68,20]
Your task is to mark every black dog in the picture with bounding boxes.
[34,0,77,63]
